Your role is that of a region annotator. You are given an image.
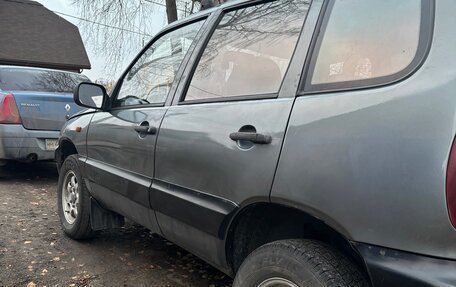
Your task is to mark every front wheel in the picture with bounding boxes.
[234,239,369,287]
[57,155,93,239]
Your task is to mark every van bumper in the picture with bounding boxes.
[356,243,456,287]
[0,124,59,161]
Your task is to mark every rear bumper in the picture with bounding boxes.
[0,124,59,161]
[356,243,456,287]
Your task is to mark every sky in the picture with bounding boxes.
[35,0,169,82]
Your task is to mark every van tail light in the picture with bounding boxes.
[0,93,22,124]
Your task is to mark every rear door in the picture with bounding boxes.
[152,0,318,266]
[84,18,208,231]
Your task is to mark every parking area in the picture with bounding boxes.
[0,163,232,287]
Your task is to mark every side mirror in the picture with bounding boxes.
[74,82,108,110]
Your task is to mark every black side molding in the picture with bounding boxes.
[150,179,238,239]
[356,243,456,287]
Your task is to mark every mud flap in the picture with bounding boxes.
[90,197,125,231]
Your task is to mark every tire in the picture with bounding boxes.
[233,239,369,287]
[57,155,94,239]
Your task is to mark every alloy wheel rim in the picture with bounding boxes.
[62,171,79,224]
[257,277,300,287]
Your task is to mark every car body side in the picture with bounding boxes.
[275,0,456,259]
[57,0,456,285]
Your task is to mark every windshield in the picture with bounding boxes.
[0,68,90,93]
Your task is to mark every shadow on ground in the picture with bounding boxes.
[0,162,233,287]
[0,161,58,180]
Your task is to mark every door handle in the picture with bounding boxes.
[134,125,157,135]
[229,132,272,144]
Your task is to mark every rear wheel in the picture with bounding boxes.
[233,239,369,287]
[57,155,93,239]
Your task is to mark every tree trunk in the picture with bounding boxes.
[165,0,178,23]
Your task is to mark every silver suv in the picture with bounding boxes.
[56,0,456,286]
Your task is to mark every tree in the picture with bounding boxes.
[71,0,229,77]
[71,0,210,77]
[165,0,178,23]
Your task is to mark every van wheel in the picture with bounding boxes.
[57,155,93,239]
[233,239,369,287]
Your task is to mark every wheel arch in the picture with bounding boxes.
[55,137,78,170]
[224,202,371,283]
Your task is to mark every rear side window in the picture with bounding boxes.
[305,0,432,92]
[0,68,90,93]
[184,0,310,102]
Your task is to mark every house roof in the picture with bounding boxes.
[0,0,91,72]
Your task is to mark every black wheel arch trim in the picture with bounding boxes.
[55,137,79,169]
[223,198,370,277]
[270,196,353,240]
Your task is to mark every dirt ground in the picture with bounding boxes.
[0,162,233,287]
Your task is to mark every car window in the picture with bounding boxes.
[184,0,310,102]
[114,20,205,107]
[310,0,422,86]
[0,68,90,93]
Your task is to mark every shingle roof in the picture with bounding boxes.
[0,0,91,72]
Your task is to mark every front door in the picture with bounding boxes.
[152,0,314,267]
[84,19,207,230]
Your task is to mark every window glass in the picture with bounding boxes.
[0,68,89,93]
[311,0,421,85]
[185,0,309,102]
[115,20,205,107]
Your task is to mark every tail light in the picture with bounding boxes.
[446,137,456,228]
[0,93,22,124]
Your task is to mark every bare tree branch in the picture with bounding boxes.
[71,0,213,78]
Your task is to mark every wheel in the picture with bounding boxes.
[57,155,93,239]
[233,239,369,287]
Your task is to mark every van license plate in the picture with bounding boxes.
[45,139,59,151]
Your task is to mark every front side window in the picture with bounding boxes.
[184,0,310,102]
[309,0,425,89]
[114,20,205,107]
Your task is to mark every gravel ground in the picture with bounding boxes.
[0,162,233,287]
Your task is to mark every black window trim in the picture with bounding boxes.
[299,0,435,95]
[178,0,306,105]
[108,14,210,111]
[179,93,278,106]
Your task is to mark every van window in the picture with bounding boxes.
[310,0,422,87]
[184,0,309,102]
